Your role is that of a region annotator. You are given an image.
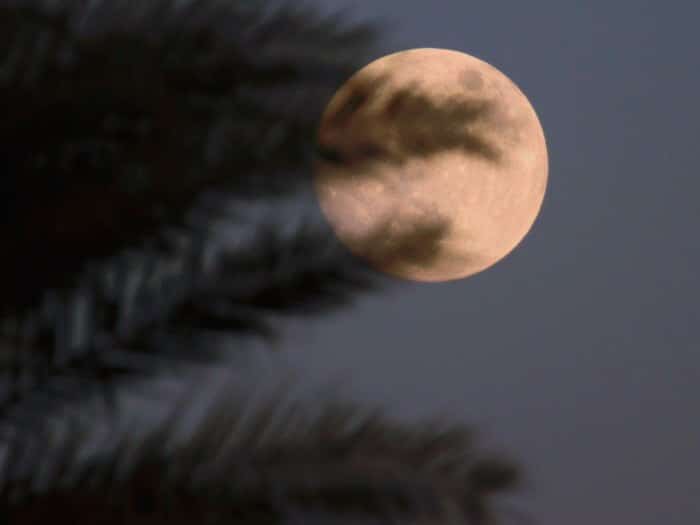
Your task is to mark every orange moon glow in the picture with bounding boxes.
[312,48,548,282]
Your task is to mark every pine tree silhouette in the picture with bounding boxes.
[0,1,527,523]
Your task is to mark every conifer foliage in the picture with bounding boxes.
[0,1,525,523]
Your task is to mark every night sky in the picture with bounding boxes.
[284,1,700,524]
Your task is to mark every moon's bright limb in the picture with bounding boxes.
[312,48,548,282]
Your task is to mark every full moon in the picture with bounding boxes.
[312,48,548,282]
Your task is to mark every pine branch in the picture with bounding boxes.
[0,189,387,435]
[0,376,522,524]
[0,0,384,315]
[0,0,388,436]
[0,3,530,524]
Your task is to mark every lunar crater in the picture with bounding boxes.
[460,68,484,90]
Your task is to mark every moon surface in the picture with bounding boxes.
[312,48,548,282]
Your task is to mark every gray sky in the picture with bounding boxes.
[284,1,700,524]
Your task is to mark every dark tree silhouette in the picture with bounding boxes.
[0,1,527,523]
